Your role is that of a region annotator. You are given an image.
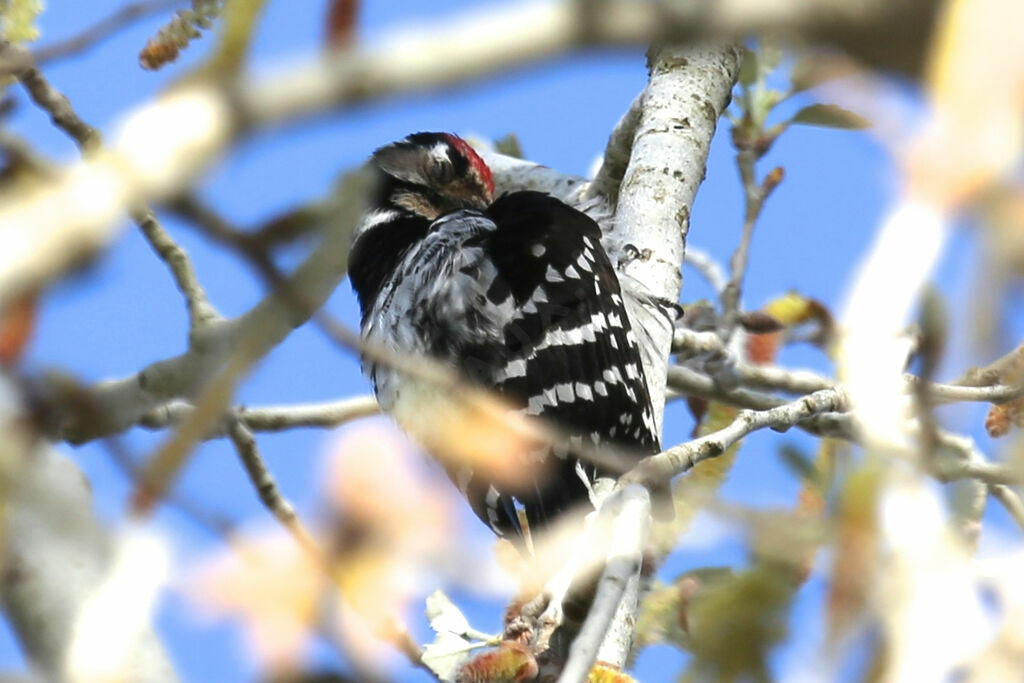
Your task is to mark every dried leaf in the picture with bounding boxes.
[0,292,36,365]
[685,396,709,432]
[633,568,732,658]
[790,103,871,130]
[789,54,860,93]
[139,0,223,70]
[456,641,536,683]
[493,133,524,159]
[684,565,793,681]
[986,404,1012,437]
[326,424,451,546]
[391,384,542,488]
[325,0,358,49]
[738,311,783,334]
[760,291,836,351]
[746,332,783,366]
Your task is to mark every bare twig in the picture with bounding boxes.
[683,246,730,298]
[225,417,319,556]
[587,92,643,206]
[990,485,1024,533]
[11,45,219,335]
[139,395,379,435]
[673,325,1024,404]
[953,339,1024,387]
[931,430,1024,485]
[13,54,101,153]
[30,0,187,68]
[721,159,784,329]
[626,389,848,485]
[132,207,220,332]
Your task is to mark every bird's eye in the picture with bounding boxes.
[431,159,454,184]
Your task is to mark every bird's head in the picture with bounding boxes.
[369,132,496,220]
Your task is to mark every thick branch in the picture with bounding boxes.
[0,0,936,310]
[609,44,742,435]
[0,417,176,679]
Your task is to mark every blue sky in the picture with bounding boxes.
[4,1,1020,681]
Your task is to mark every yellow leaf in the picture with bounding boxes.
[2,0,43,43]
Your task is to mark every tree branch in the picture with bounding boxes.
[226,417,319,556]
[11,44,219,336]
[139,395,379,436]
[587,92,643,207]
[0,0,942,312]
[53,166,367,444]
[683,246,729,298]
[0,390,176,680]
[557,485,651,683]
[33,0,187,68]
[132,207,220,332]
[627,389,848,485]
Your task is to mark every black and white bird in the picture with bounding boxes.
[348,132,660,543]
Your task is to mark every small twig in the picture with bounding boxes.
[132,207,220,332]
[920,431,1024,534]
[167,193,245,245]
[12,45,218,335]
[672,328,1024,405]
[139,395,379,436]
[953,339,1024,387]
[12,53,101,153]
[672,327,732,356]
[683,246,729,298]
[587,92,643,206]
[932,431,1023,486]
[626,389,848,485]
[721,161,783,330]
[990,485,1024,533]
[225,416,319,556]
[913,379,1024,405]
[30,0,188,68]
[736,363,836,395]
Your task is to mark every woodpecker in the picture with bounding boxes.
[348,132,660,542]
